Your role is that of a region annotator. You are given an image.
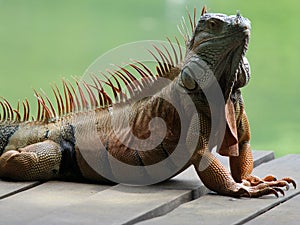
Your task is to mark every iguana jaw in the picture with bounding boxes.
[217,38,249,100]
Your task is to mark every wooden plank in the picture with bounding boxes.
[13,150,272,225]
[0,180,41,199]
[28,185,193,225]
[252,150,275,167]
[0,181,111,225]
[246,194,300,225]
[139,154,300,225]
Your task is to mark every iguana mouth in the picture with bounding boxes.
[194,28,250,48]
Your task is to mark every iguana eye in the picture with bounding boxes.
[207,19,221,31]
[181,68,197,91]
[208,20,217,29]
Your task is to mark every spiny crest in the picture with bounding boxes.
[0,39,184,124]
[0,7,200,125]
[177,6,205,45]
[0,97,30,124]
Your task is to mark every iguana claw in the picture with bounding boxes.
[272,187,285,197]
[282,177,297,189]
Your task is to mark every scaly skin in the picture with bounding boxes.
[0,7,296,197]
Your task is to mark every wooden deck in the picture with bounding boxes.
[0,151,299,225]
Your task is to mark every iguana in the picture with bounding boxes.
[0,6,296,197]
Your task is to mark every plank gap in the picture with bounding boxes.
[0,181,43,200]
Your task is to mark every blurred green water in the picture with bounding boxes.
[0,0,299,156]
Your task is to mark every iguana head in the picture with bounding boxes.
[179,9,251,100]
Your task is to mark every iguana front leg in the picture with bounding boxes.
[229,109,296,191]
[189,114,292,197]
[193,149,282,197]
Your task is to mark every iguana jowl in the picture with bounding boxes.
[0,6,296,197]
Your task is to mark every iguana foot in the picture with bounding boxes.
[234,175,296,198]
[243,175,296,190]
[233,182,285,198]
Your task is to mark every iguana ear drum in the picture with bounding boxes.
[180,68,197,91]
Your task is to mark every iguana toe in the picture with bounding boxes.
[240,185,283,198]
[244,175,296,191]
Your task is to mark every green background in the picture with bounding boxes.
[0,0,299,156]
